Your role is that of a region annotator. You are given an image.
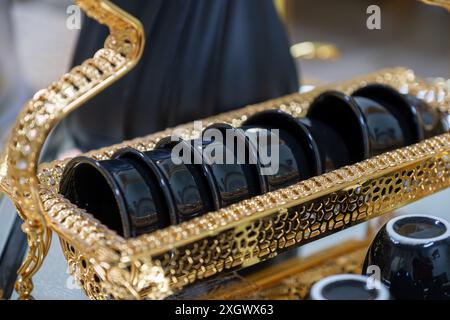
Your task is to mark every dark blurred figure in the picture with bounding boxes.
[54,0,298,152]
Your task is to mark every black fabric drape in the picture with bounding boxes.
[60,0,299,152]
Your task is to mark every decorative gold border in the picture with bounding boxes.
[0,0,448,299]
[39,68,450,299]
[0,0,144,299]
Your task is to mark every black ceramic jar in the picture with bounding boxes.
[309,274,390,300]
[241,109,322,191]
[60,155,170,238]
[363,214,450,300]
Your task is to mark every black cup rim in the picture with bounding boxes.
[352,95,409,156]
[352,84,425,143]
[60,156,131,237]
[204,122,268,195]
[308,91,370,163]
[386,214,450,246]
[310,274,390,300]
[242,109,323,177]
[114,145,198,225]
[156,136,221,213]
[113,147,174,228]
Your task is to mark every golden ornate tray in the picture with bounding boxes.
[0,0,449,300]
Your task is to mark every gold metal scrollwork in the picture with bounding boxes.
[0,0,144,299]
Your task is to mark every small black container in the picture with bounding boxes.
[309,274,390,300]
[305,91,370,171]
[193,123,264,207]
[363,214,450,300]
[242,110,322,191]
[59,156,170,238]
[118,138,218,226]
[353,84,425,147]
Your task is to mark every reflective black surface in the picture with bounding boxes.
[59,85,447,239]
[393,216,447,239]
[60,156,166,238]
[307,91,369,169]
[404,94,447,139]
[353,84,424,144]
[149,139,217,223]
[195,124,262,207]
[113,149,172,235]
[363,215,450,300]
[321,280,378,300]
[298,118,351,172]
[352,96,407,156]
[309,274,390,300]
[242,110,321,190]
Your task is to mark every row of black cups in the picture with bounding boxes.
[59,84,448,238]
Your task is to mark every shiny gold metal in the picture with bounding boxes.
[0,0,144,299]
[37,68,450,300]
[0,0,449,300]
[274,0,288,20]
[273,0,341,61]
[290,42,341,60]
[203,213,397,300]
[421,0,450,11]
[202,240,370,300]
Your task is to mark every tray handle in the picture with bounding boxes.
[0,0,144,299]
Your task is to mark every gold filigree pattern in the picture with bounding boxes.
[202,242,369,300]
[244,248,367,300]
[0,0,448,300]
[39,70,450,300]
[0,0,144,299]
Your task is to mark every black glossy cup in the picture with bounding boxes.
[363,214,450,300]
[305,91,370,171]
[59,156,170,238]
[309,274,390,300]
[242,109,322,191]
[307,87,427,169]
[403,94,447,139]
[352,84,425,148]
[192,123,263,208]
[351,95,412,156]
[118,138,218,226]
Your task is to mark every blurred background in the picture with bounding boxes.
[1,0,448,144]
[279,0,449,83]
[3,0,449,108]
[0,0,449,299]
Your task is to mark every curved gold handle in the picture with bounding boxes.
[0,0,144,299]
